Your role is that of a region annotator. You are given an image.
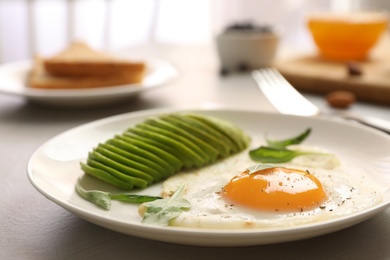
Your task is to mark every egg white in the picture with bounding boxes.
[160,148,382,229]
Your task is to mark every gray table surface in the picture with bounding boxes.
[1,44,390,260]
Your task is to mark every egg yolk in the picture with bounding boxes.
[222,167,327,212]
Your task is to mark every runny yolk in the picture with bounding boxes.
[222,167,327,212]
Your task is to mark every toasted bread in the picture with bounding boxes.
[43,42,145,77]
[28,42,146,89]
[28,56,145,89]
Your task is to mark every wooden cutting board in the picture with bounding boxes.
[273,36,390,106]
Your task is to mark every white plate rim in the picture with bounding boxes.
[0,57,179,101]
[27,107,390,247]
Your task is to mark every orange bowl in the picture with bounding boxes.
[307,12,388,61]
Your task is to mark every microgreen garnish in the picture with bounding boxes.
[75,179,162,210]
[110,194,162,203]
[75,180,112,210]
[249,146,330,163]
[266,128,311,148]
[140,184,191,226]
[249,128,332,163]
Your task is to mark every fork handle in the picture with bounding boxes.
[336,112,390,134]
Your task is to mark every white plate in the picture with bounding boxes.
[0,58,179,107]
[27,108,390,247]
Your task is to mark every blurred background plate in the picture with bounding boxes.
[0,57,179,107]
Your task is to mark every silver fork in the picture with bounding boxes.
[252,68,390,133]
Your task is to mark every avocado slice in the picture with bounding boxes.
[80,162,134,191]
[166,114,239,156]
[99,143,170,180]
[87,156,148,189]
[89,150,154,184]
[134,124,206,167]
[143,117,219,162]
[95,145,163,182]
[123,130,193,168]
[136,122,211,166]
[160,115,232,157]
[115,134,182,172]
[106,138,174,178]
[187,114,250,152]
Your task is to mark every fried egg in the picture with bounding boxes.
[160,148,382,229]
[222,166,327,212]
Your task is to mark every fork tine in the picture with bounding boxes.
[254,69,287,110]
[252,68,320,116]
[267,68,309,104]
[252,68,294,114]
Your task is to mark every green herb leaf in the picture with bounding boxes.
[110,194,162,203]
[75,179,111,210]
[249,146,299,163]
[141,184,191,226]
[249,146,330,163]
[266,128,311,148]
[76,179,161,210]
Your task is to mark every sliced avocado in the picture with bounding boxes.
[115,134,182,172]
[129,124,206,168]
[87,156,148,189]
[80,112,251,191]
[95,145,163,182]
[123,130,193,168]
[106,138,174,178]
[160,115,231,157]
[100,143,170,180]
[187,114,250,152]
[136,122,211,164]
[167,114,238,156]
[205,115,251,150]
[80,162,134,191]
[143,117,220,162]
[89,151,154,184]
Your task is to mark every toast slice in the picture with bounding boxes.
[28,56,145,89]
[28,42,146,89]
[43,42,146,77]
